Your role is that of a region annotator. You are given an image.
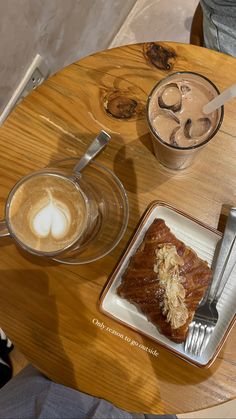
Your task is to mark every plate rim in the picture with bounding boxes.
[99,200,236,368]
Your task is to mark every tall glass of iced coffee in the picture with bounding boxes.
[147,72,224,170]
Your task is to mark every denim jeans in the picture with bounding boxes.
[201,0,236,56]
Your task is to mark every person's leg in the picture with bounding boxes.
[200,0,236,56]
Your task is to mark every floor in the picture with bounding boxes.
[110,0,199,48]
[6,0,236,417]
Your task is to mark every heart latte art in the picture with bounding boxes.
[31,197,71,239]
[8,173,88,254]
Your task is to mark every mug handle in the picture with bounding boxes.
[0,220,10,237]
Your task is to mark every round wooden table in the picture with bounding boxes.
[0,42,236,415]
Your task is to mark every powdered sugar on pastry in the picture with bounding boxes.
[154,244,188,329]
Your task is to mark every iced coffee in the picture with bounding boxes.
[147,72,224,169]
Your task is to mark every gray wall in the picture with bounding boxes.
[0,0,136,117]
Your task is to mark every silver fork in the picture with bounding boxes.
[184,207,236,356]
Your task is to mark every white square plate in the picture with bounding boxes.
[99,202,236,367]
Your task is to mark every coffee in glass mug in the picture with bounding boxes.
[0,159,129,264]
[7,172,89,254]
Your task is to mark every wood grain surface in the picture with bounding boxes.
[0,42,236,415]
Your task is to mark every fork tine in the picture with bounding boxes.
[185,323,215,357]
[189,323,201,354]
[184,322,195,352]
[198,326,214,356]
[184,208,236,359]
[195,324,207,356]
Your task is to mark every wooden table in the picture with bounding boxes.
[0,42,236,415]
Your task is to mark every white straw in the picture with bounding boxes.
[203,83,236,114]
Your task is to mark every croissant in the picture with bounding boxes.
[117,219,212,343]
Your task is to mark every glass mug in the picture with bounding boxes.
[0,158,129,264]
[147,72,224,170]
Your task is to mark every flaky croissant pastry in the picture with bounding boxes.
[117,219,212,343]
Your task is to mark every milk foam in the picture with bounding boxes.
[31,199,70,239]
[9,173,88,253]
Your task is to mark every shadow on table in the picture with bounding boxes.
[114,133,178,195]
[125,331,221,414]
[0,257,134,409]
[15,245,61,268]
[135,115,176,185]
[46,130,142,252]
[0,268,76,389]
[43,126,182,224]
[35,261,132,411]
[0,236,13,248]
[113,134,141,230]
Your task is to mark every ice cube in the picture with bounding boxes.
[158,83,182,112]
[184,117,211,139]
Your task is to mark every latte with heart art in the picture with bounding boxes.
[8,173,88,254]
